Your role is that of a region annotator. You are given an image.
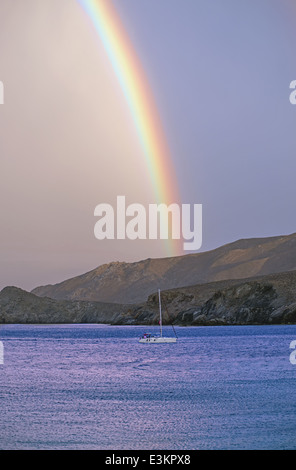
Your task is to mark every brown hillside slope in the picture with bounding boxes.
[31,233,296,303]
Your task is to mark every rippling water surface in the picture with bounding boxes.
[1,324,296,449]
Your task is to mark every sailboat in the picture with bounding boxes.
[139,289,177,343]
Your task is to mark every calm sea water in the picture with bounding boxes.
[1,324,296,450]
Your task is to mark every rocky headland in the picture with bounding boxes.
[2,233,296,325]
[1,269,296,326]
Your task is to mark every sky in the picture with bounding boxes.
[0,0,296,291]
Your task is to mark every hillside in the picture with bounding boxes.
[123,270,296,326]
[31,233,296,303]
[2,270,296,326]
[0,286,133,324]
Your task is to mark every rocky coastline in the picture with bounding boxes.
[1,270,296,326]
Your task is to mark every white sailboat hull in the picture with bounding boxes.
[139,336,176,343]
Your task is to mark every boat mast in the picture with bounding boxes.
[158,289,162,337]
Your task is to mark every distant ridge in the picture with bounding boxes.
[31,232,296,304]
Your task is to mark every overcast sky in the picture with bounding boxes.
[0,0,295,291]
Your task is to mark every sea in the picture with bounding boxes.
[0,323,296,450]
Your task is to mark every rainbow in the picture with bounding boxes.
[77,0,182,255]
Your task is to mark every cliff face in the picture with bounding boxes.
[145,270,296,326]
[174,281,296,326]
[2,270,296,325]
[110,272,296,326]
[31,233,296,304]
